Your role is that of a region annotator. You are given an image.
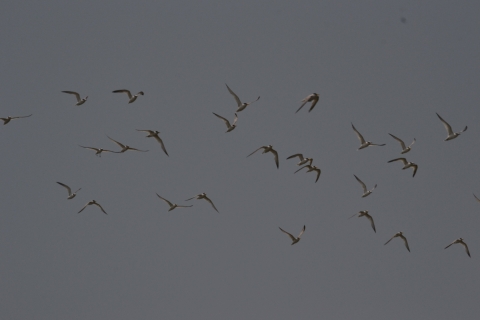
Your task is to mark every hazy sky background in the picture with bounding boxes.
[1,1,479,319]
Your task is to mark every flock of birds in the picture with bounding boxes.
[2,85,474,257]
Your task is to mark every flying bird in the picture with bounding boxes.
[212,112,238,132]
[388,158,418,177]
[351,123,386,150]
[349,210,376,233]
[156,194,193,212]
[62,91,88,105]
[384,232,410,252]
[78,200,107,215]
[185,193,219,212]
[436,113,467,141]
[247,145,279,169]
[1,114,32,125]
[286,154,313,166]
[444,238,471,257]
[388,133,415,154]
[107,135,148,153]
[112,89,144,103]
[354,175,377,198]
[279,225,305,245]
[225,83,260,112]
[79,145,119,157]
[295,93,319,113]
[136,130,168,156]
[56,182,81,199]
[294,165,321,183]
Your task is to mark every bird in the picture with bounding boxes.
[185,193,219,212]
[1,114,32,125]
[225,83,260,112]
[351,123,386,150]
[279,225,306,245]
[136,130,168,156]
[79,145,119,157]
[436,113,467,141]
[56,182,81,199]
[247,145,279,169]
[384,232,410,252]
[107,135,148,153]
[212,112,238,132]
[349,210,376,233]
[112,89,144,103]
[444,238,471,257]
[294,165,321,182]
[474,194,480,203]
[354,175,377,198]
[61,91,88,105]
[388,158,418,177]
[286,154,313,166]
[388,133,415,154]
[295,93,319,113]
[156,194,193,211]
[78,200,107,215]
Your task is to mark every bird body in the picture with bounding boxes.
[136,130,168,156]
[212,112,238,132]
[279,225,305,245]
[107,135,148,153]
[384,232,410,252]
[351,123,385,150]
[354,175,377,198]
[286,154,313,166]
[388,133,415,154]
[113,89,144,103]
[56,182,81,199]
[296,93,319,113]
[445,238,471,257]
[349,210,376,233]
[436,113,467,141]
[156,194,193,211]
[78,200,107,214]
[247,145,279,168]
[294,164,321,182]
[388,158,418,177]
[185,193,218,212]
[225,83,260,112]
[62,91,88,105]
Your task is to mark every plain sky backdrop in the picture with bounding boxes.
[1,1,480,319]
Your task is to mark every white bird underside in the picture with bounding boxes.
[62,91,87,105]
[212,112,238,132]
[388,133,415,154]
[225,83,260,112]
[436,113,467,141]
[354,174,377,197]
[56,182,81,199]
[351,123,386,150]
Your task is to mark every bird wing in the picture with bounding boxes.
[213,112,231,128]
[94,202,108,214]
[287,154,304,161]
[365,213,376,233]
[136,129,154,134]
[474,194,480,203]
[408,138,416,148]
[294,165,309,174]
[297,225,306,238]
[152,135,168,156]
[107,136,126,149]
[12,114,33,119]
[384,234,396,245]
[313,167,321,182]
[231,113,238,126]
[156,193,173,207]
[247,146,266,157]
[388,133,406,149]
[204,196,219,212]
[354,175,367,193]
[79,145,99,152]
[399,234,410,252]
[308,95,319,112]
[175,205,193,208]
[136,91,144,96]
[279,227,296,241]
[126,146,149,152]
[412,164,418,177]
[56,182,72,196]
[295,100,308,113]
[78,203,89,213]
[225,84,242,107]
[348,213,358,219]
[62,91,81,102]
[461,241,471,257]
[351,123,366,144]
[246,96,260,105]
[113,89,133,99]
[436,113,453,135]
[388,158,408,165]
[269,149,279,168]
[444,240,456,249]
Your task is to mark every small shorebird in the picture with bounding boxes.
[354,175,377,198]
[1,114,32,125]
[294,165,321,182]
[112,89,144,103]
[349,210,376,233]
[56,182,81,199]
[136,130,168,156]
[156,194,193,211]
[295,93,319,113]
[384,232,410,252]
[279,225,305,245]
[225,83,260,112]
[185,193,219,212]
[78,200,107,215]
[286,154,313,166]
[212,112,238,132]
[444,238,471,257]
[62,91,88,105]
[79,145,119,157]
[351,123,386,150]
[436,113,467,141]
[388,158,418,177]
[247,145,279,169]
[107,135,148,153]
[388,133,415,154]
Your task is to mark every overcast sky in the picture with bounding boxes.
[1,1,480,319]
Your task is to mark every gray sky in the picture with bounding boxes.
[1,0,480,319]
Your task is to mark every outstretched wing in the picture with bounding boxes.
[56,182,72,196]
[388,158,408,166]
[156,193,173,207]
[247,146,265,157]
[213,112,231,128]
[297,225,306,238]
[204,196,219,213]
[113,89,133,99]
[225,84,242,107]
[436,113,453,135]
[351,123,366,144]
[279,227,296,241]
[388,133,407,150]
[62,91,81,102]
[107,135,126,149]
[354,175,367,193]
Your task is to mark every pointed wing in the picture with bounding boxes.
[461,242,471,257]
[308,95,319,112]
[474,194,480,203]
[365,213,376,233]
[412,164,418,177]
[175,205,193,208]
[351,123,366,144]
[213,112,231,128]
[246,96,260,105]
[152,135,168,156]
[56,182,72,196]
[369,143,386,146]
[156,193,173,207]
[79,145,99,152]
[287,154,304,161]
[107,135,126,149]
[348,212,358,219]
[399,234,410,252]
[126,146,149,152]
[12,114,32,119]
[408,138,416,148]
[388,133,407,149]
[113,89,133,99]
[269,148,279,168]
[62,91,81,102]
[388,158,408,165]
[297,225,306,238]
[436,113,453,135]
[136,129,155,135]
[295,100,309,113]
[231,113,238,126]
[279,227,296,241]
[444,240,457,249]
[247,146,265,157]
[294,165,309,174]
[313,168,321,182]
[203,196,219,212]
[94,202,108,214]
[384,234,396,246]
[354,175,367,193]
[225,84,242,107]
[78,202,90,213]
